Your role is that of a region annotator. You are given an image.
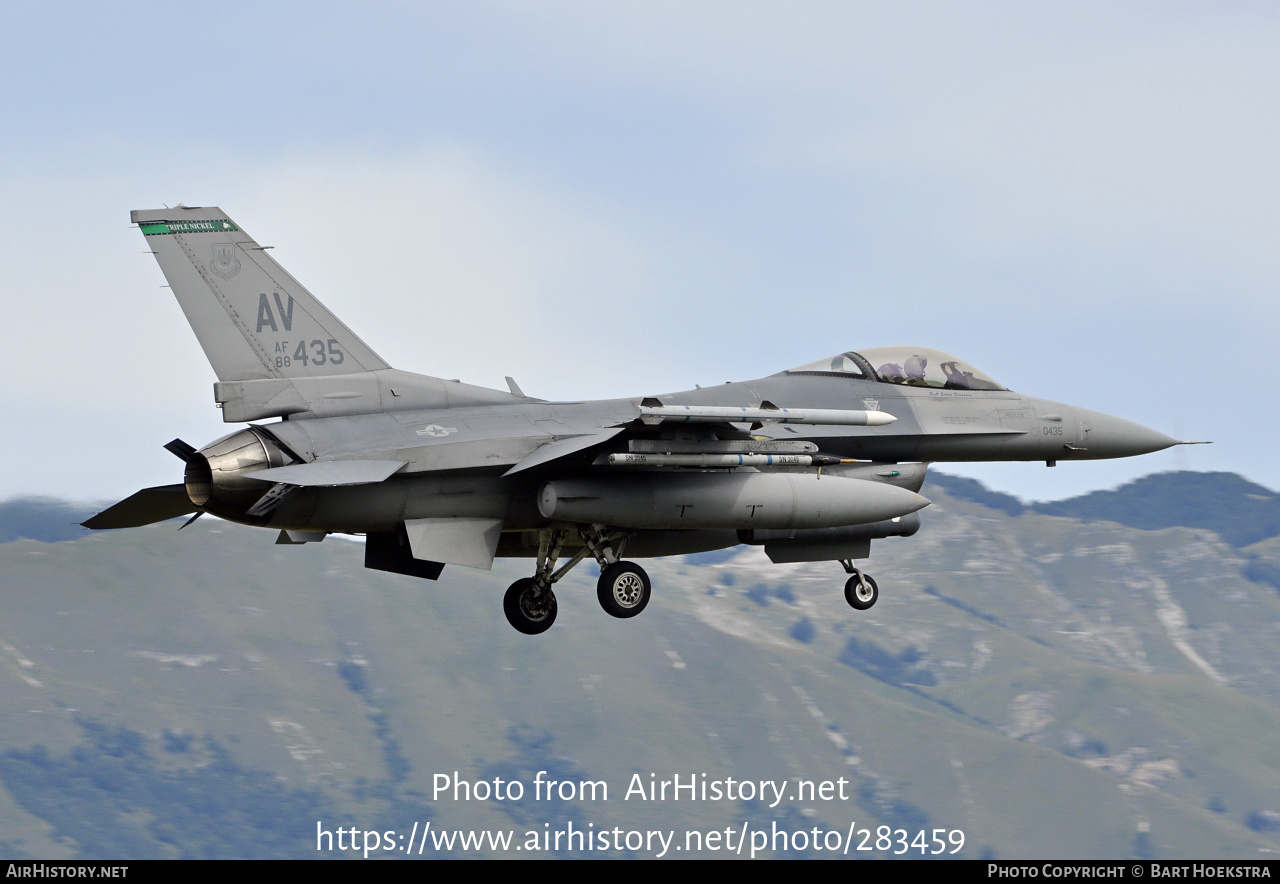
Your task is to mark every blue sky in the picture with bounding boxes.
[2,3,1276,501]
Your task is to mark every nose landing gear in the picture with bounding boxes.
[840,559,879,610]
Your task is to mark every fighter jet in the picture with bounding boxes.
[84,207,1185,634]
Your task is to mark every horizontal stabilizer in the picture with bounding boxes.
[164,438,198,463]
[82,485,195,529]
[250,459,407,487]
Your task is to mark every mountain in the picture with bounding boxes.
[0,497,96,544]
[927,470,1280,548]
[0,476,1277,858]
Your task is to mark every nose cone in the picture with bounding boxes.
[1073,406,1179,459]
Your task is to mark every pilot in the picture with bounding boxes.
[877,362,905,382]
[904,354,928,385]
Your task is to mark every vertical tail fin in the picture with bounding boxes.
[133,206,389,382]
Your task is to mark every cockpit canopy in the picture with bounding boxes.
[787,346,1007,391]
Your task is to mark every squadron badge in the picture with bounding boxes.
[209,242,241,280]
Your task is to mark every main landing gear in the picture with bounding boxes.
[839,559,879,611]
[597,561,651,618]
[502,525,649,634]
[503,578,557,635]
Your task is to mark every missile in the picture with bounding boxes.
[628,439,818,453]
[637,402,896,427]
[603,452,847,467]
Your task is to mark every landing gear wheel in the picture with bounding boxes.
[503,578,558,634]
[597,561,651,619]
[844,573,879,610]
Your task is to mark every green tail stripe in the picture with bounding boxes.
[140,220,239,236]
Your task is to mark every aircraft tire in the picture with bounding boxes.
[844,574,878,610]
[503,578,558,634]
[597,562,651,619]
